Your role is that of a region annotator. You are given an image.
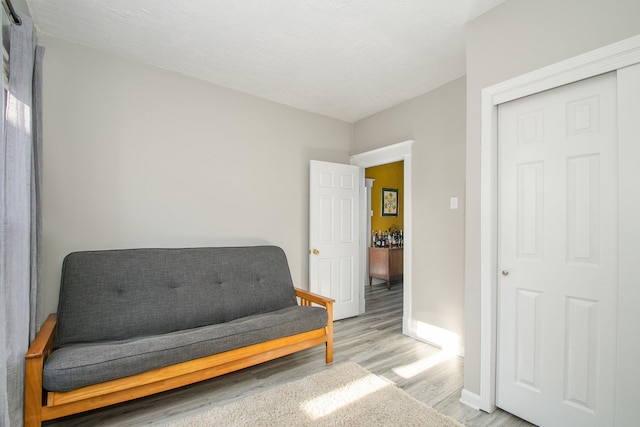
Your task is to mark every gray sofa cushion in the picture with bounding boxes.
[44,305,328,392]
[55,246,298,348]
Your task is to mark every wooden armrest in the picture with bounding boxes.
[295,287,335,307]
[25,314,57,426]
[295,288,334,364]
[26,313,57,360]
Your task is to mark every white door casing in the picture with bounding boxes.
[496,72,617,427]
[350,140,413,336]
[615,62,640,427]
[472,36,640,418]
[474,34,640,424]
[309,160,362,320]
[364,178,375,287]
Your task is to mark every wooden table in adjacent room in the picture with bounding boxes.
[368,247,403,289]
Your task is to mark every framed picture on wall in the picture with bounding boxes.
[382,188,398,216]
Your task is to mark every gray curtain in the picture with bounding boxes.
[0,12,43,426]
[30,45,44,341]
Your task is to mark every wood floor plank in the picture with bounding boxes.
[43,282,533,426]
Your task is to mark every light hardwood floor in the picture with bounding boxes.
[44,281,534,426]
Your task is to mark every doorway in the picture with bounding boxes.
[350,140,413,335]
[366,161,404,292]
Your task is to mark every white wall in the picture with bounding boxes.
[464,0,640,396]
[353,77,466,354]
[39,35,352,318]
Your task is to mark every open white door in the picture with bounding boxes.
[309,160,362,320]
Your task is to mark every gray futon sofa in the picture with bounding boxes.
[25,246,334,426]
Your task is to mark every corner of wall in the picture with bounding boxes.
[348,121,356,154]
[404,316,465,358]
[460,389,481,411]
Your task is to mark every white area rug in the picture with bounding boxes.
[164,362,464,426]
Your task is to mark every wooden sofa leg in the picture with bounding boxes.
[24,410,41,427]
[326,341,333,364]
[326,304,334,364]
[24,360,43,427]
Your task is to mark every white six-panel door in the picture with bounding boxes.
[497,72,617,427]
[309,160,362,320]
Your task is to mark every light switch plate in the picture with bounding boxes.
[450,197,458,209]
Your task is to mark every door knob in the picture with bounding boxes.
[501,270,509,276]
[311,249,320,255]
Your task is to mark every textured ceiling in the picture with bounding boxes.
[26,0,505,122]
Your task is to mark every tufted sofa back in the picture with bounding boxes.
[54,246,298,348]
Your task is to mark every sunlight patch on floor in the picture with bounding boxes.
[392,350,457,379]
[300,374,389,420]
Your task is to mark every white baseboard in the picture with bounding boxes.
[460,388,481,410]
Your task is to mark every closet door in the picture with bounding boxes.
[497,72,618,427]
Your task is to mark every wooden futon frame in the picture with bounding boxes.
[24,288,333,427]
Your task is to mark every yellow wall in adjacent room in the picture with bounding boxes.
[366,161,404,239]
